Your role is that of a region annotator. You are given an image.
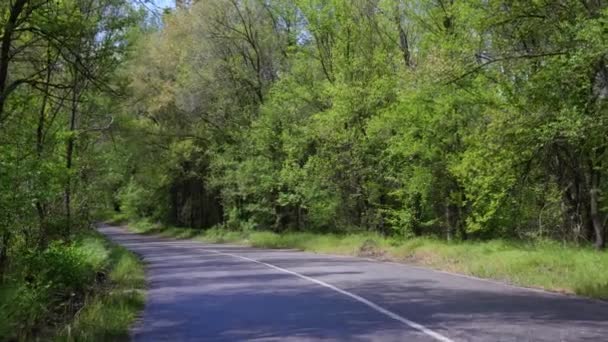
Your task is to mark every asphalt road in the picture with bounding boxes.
[99,224,608,342]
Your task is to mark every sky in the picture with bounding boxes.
[153,0,174,8]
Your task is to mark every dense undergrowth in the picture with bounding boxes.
[0,231,145,341]
[121,216,608,300]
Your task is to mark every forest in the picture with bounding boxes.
[117,0,608,247]
[1,0,608,338]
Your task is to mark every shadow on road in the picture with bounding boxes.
[100,225,608,342]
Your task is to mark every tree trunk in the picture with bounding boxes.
[36,45,53,249]
[458,203,468,240]
[65,78,80,238]
[393,4,412,68]
[411,193,422,236]
[0,232,10,282]
[0,0,28,121]
[589,170,605,249]
[445,202,453,241]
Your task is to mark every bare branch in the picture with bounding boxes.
[445,51,567,84]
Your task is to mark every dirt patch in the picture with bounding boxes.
[357,239,388,260]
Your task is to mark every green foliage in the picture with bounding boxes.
[0,282,49,339]
[58,289,144,342]
[23,242,98,292]
[0,0,143,304]
[0,0,144,338]
[57,243,145,341]
[0,233,144,341]
[110,0,608,248]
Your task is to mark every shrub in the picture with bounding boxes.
[24,242,96,293]
[0,283,48,339]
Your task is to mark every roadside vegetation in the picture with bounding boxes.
[122,217,608,300]
[0,231,145,341]
[0,0,144,338]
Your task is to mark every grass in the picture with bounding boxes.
[55,235,145,341]
[0,231,145,341]
[124,217,608,300]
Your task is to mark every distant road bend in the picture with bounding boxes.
[99,224,608,342]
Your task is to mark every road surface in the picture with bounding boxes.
[99,224,608,342]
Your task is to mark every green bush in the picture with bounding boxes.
[57,242,145,341]
[24,243,96,293]
[1,233,145,341]
[0,283,49,339]
[0,240,104,341]
[117,180,168,221]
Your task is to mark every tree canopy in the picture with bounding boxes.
[109,0,608,249]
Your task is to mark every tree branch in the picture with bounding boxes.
[445,51,567,84]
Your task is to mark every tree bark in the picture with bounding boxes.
[36,44,53,249]
[0,0,28,121]
[393,3,412,68]
[589,169,605,249]
[64,76,80,238]
[0,232,10,282]
[445,202,453,241]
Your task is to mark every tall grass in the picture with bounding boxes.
[56,239,145,341]
[128,218,608,299]
[0,231,145,341]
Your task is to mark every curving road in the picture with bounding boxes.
[99,224,608,342]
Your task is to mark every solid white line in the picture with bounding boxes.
[207,249,454,342]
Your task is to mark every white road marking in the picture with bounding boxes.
[207,249,454,342]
